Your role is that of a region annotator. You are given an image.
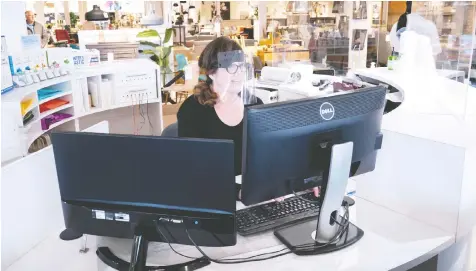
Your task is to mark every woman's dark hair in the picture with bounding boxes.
[397,1,413,32]
[194,37,242,106]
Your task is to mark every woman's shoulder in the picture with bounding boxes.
[178,95,210,117]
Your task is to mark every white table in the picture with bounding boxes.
[96,194,454,271]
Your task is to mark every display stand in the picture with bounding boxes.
[274,142,364,255]
[96,225,210,271]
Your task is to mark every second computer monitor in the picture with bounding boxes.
[241,86,387,205]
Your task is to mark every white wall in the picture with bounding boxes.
[1,1,27,54]
[230,1,249,20]
[1,147,64,270]
[266,1,287,19]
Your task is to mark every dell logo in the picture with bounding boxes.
[320,102,335,120]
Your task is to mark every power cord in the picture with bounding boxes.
[289,179,321,204]
[146,93,154,135]
[137,94,146,134]
[183,204,350,263]
[153,204,351,264]
[184,228,293,264]
[153,221,196,260]
[131,95,137,135]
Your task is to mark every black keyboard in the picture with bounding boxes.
[236,192,320,236]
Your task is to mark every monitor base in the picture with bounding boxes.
[274,216,364,256]
[97,235,211,271]
[59,228,83,241]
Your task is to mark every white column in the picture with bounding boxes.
[54,1,62,26]
[257,1,266,40]
[162,1,173,27]
[64,1,71,26]
[34,1,46,25]
[78,1,87,23]
[144,1,163,16]
[1,1,27,53]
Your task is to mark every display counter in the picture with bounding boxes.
[1,59,163,164]
[2,66,475,271]
[93,68,476,270]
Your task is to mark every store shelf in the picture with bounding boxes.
[47,116,75,130]
[39,103,73,119]
[21,102,38,117]
[38,90,73,105]
[1,75,72,103]
[22,116,40,130]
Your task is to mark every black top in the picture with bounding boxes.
[177,95,263,176]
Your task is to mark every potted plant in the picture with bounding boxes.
[136,28,174,87]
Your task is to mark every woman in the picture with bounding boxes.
[177,37,262,199]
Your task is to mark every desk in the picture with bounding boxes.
[353,67,476,270]
[97,195,454,271]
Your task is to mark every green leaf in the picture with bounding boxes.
[137,29,159,38]
[141,49,156,55]
[163,28,173,44]
[139,40,160,47]
[162,47,172,58]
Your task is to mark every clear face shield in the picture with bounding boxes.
[215,50,256,105]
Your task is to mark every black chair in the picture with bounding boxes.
[161,122,178,137]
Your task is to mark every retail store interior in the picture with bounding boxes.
[1,1,476,271]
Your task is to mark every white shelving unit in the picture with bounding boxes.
[1,59,163,164]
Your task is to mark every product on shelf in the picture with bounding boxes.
[39,99,69,113]
[37,88,63,100]
[41,112,73,130]
[23,111,34,126]
[20,99,34,115]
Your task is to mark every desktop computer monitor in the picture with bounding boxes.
[51,133,236,270]
[241,85,386,253]
[241,85,387,205]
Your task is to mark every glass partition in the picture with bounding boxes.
[254,1,475,79]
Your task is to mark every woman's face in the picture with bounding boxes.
[209,61,247,98]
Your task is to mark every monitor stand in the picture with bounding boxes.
[274,141,364,255]
[97,226,211,271]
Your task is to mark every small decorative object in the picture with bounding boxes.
[12,75,26,87]
[24,71,34,85]
[46,68,55,79]
[38,70,47,81]
[32,72,40,83]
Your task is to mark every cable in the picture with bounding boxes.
[291,202,350,251]
[137,94,146,134]
[289,179,321,204]
[184,227,292,264]
[182,203,351,263]
[156,220,293,263]
[146,93,154,135]
[153,221,197,260]
[131,95,137,135]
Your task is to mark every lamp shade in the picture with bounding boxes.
[85,5,108,21]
